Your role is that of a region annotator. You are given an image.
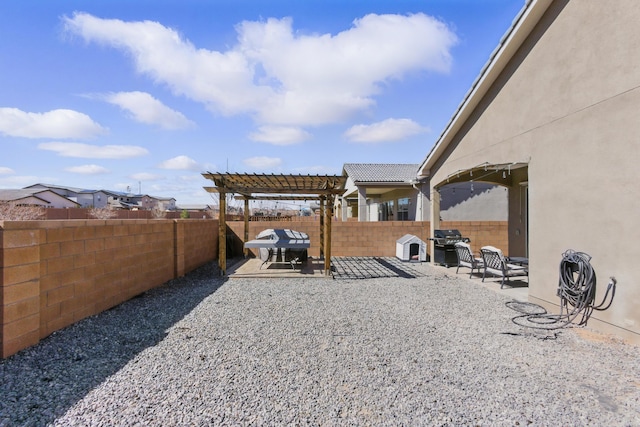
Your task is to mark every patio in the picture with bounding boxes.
[227,256,428,280]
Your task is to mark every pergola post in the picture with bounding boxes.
[219,191,227,275]
[243,198,250,258]
[202,173,346,276]
[319,197,325,259]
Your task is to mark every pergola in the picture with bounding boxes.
[202,172,347,275]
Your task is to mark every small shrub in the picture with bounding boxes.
[0,202,46,220]
[180,209,190,219]
[88,206,117,219]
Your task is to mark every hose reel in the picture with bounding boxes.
[508,249,616,330]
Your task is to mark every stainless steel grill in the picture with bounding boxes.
[431,229,470,267]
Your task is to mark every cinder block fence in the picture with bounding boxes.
[1,218,506,358]
[229,220,507,260]
[1,219,217,358]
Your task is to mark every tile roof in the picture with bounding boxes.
[342,163,419,183]
[25,183,95,193]
[0,189,46,201]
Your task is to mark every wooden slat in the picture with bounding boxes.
[202,172,347,277]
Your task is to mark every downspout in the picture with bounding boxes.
[412,183,422,221]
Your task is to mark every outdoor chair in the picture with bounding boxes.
[454,242,484,278]
[480,246,528,288]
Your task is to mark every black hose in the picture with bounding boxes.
[508,249,616,330]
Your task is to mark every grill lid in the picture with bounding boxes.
[434,229,462,238]
[432,229,470,246]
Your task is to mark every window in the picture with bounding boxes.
[397,198,410,221]
[378,200,394,221]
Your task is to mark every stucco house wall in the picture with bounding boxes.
[340,164,505,222]
[419,0,640,342]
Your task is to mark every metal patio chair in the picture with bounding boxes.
[480,246,528,288]
[454,242,484,278]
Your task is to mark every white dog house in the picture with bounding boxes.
[396,234,427,262]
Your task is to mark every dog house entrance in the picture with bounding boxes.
[409,243,420,260]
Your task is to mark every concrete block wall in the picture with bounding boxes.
[229,220,508,259]
[0,225,41,359]
[331,221,431,257]
[175,220,218,277]
[2,218,502,358]
[1,219,218,358]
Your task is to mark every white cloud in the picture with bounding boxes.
[292,165,338,175]
[0,108,107,139]
[177,174,205,182]
[64,164,110,174]
[0,167,15,175]
[157,155,201,171]
[101,91,195,130]
[248,126,310,145]
[38,142,148,158]
[130,172,163,181]
[63,12,457,127]
[243,156,282,170]
[344,118,429,143]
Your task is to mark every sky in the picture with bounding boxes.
[0,0,524,206]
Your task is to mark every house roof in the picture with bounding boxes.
[24,184,175,202]
[342,163,419,184]
[0,189,50,203]
[418,0,552,178]
[25,183,96,194]
[0,188,81,207]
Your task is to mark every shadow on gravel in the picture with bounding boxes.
[0,261,228,426]
[331,256,426,280]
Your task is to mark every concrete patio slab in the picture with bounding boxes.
[227,257,330,278]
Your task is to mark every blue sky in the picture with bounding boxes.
[0,0,523,205]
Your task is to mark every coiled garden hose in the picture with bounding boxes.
[508,249,616,330]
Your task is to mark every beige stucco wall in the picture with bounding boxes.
[424,0,640,342]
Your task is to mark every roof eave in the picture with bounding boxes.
[418,0,553,178]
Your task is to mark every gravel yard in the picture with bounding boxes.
[1,260,639,426]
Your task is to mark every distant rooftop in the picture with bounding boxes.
[25,183,96,194]
[0,188,48,201]
[342,163,419,183]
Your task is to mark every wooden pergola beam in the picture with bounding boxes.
[234,195,324,201]
[202,172,346,276]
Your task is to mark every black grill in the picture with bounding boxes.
[431,229,470,267]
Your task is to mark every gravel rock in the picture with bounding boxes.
[1,261,639,426]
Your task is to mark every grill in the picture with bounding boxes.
[431,229,470,267]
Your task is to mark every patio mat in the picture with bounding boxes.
[331,257,426,280]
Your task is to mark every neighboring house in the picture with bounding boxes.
[339,163,506,221]
[25,183,110,208]
[176,204,212,212]
[439,183,508,221]
[26,184,177,211]
[339,163,428,221]
[147,196,176,211]
[0,189,80,208]
[417,0,640,343]
[106,190,141,209]
[108,193,177,211]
